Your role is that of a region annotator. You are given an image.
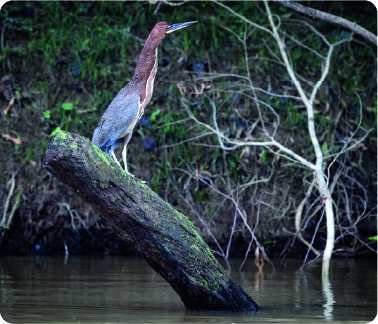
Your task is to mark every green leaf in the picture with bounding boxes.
[51,127,61,136]
[321,142,329,154]
[150,109,161,122]
[293,47,301,60]
[261,150,268,163]
[61,102,74,111]
[15,136,21,151]
[264,240,277,245]
[43,110,51,119]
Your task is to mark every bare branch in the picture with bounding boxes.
[274,0,377,46]
[295,178,321,256]
[162,0,190,7]
[212,0,274,37]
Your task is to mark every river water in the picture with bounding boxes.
[0,256,376,323]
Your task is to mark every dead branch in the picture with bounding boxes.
[273,1,377,46]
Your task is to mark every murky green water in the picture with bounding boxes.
[0,256,376,323]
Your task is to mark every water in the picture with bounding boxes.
[0,256,376,323]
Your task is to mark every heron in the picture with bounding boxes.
[92,21,197,174]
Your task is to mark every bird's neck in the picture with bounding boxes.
[132,36,160,84]
[130,35,161,106]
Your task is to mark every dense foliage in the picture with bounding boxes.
[0,1,376,260]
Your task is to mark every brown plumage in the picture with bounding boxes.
[92,21,196,173]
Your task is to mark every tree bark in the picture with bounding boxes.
[43,131,259,312]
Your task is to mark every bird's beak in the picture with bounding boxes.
[166,21,197,34]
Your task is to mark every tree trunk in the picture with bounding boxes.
[43,131,259,312]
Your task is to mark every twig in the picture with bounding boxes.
[5,185,22,229]
[115,29,145,43]
[58,203,109,251]
[295,178,320,255]
[162,0,190,6]
[239,198,261,271]
[1,173,15,229]
[301,209,325,269]
[212,0,274,37]
[301,251,324,268]
[172,182,229,267]
[2,97,14,115]
[153,0,162,15]
[226,184,239,259]
[183,96,317,170]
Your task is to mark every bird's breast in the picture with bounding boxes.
[139,47,158,117]
[119,116,140,139]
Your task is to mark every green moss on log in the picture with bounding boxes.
[43,131,259,312]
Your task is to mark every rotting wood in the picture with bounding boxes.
[43,131,259,312]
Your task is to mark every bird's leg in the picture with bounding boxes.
[122,133,146,183]
[111,151,121,167]
[123,132,133,173]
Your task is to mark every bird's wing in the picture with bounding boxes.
[92,91,140,150]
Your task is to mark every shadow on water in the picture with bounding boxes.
[0,256,376,323]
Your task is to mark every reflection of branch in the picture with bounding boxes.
[274,1,377,46]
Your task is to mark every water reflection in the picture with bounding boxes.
[0,256,376,323]
[322,275,335,321]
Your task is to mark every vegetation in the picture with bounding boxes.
[0,1,376,271]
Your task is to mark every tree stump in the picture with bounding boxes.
[43,131,259,312]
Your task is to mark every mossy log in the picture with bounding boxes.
[43,131,259,312]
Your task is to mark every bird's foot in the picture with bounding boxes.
[111,152,121,167]
[124,171,146,184]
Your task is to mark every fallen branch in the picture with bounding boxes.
[2,133,21,145]
[43,131,259,312]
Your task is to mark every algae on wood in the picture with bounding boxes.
[43,131,259,312]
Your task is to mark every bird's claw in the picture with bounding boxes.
[125,172,147,184]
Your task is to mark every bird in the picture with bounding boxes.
[92,21,197,174]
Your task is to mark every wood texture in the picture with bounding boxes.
[43,131,259,312]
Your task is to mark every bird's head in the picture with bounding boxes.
[151,21,197,41]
